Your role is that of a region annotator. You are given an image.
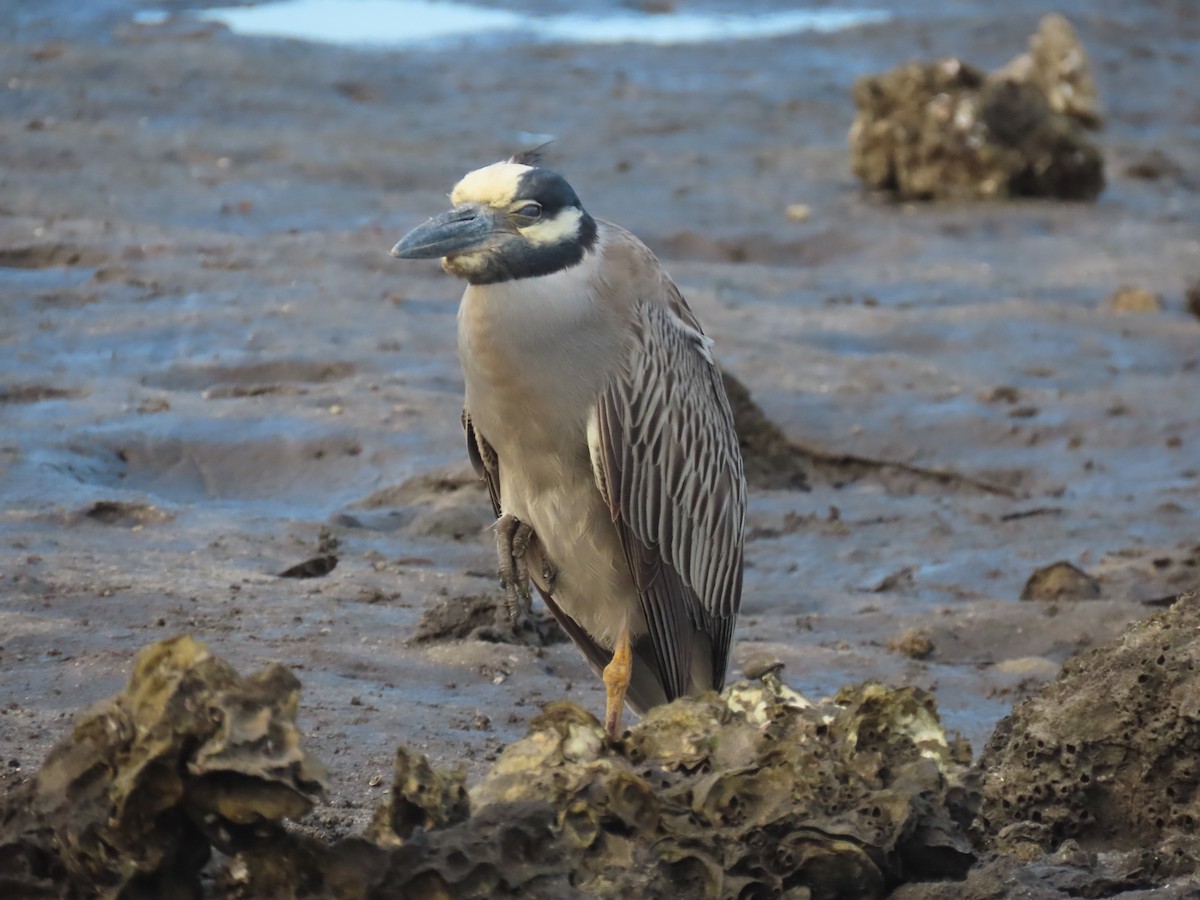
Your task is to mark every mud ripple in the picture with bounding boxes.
[65,424,368,503]
[145,359,356,393]
[0,244,107,269]
[0,384,86,404]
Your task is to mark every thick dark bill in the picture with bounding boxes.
[390,205,499,259]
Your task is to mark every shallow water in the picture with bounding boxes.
[176,0,890,47]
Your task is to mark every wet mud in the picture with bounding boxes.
[1,0,1199,895]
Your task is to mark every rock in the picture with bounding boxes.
[466,683,974,899]
[12,626,1200,897]
[409,592,566,647]
[110,675,971,899]
[1020,561,1101,601]
[220,680,974,899]
[624,0,675,12]
[981,385,1022,404]
[278,553,338,578]
[366,746,469,846]
[1125,148,1186,181]
[1186,279,1200,321]
[975,596,1200,867]
[849,18,1104,201]
[872,565,917,593]
[82,499,174,526]
[0,636,326,899]
[889,627,935,660]
[741,651,786,680]
[1102,286,1163,314]
[994,14,1103,128]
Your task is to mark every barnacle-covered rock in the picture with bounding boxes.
[467,677,975,899]
[849,16,1104,201]
[367,746,469,847]
[993,13,1103,128]
[0,635,326,900]
[976,596,1200,862]
[15,618,1200,898]
[0,648,976,899]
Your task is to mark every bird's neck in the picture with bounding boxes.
[457,240,625,436]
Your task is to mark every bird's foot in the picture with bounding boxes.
[602,627,633,740]
[495,514,534,620]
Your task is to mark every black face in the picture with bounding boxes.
[390,166,599,286]
[466,168,598,286]
[513,168,583,221]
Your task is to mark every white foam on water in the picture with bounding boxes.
[181,0,889,47]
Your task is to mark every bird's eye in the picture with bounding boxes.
[514,202,542,219]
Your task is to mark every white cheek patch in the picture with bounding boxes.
[520,207,583,246]
[451,162,532,206]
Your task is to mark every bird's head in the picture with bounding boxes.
[390,160,597,285]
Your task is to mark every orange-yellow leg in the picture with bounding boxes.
[603,627,633,738]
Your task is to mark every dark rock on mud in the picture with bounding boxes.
[739,650,785,680]
[849,16,1104,201]
[410,593,566,647]
[720,369,811,491]
[1186,279,1200,321]
[1125,148,1188,182]
[871,566,917,594]
[277,553,339,578]
[0,243,106,269]
[278,528,340,577]
[975,596,1200,861]
[0,383,85,404]
[83,499,174,526]
[1020,560,1102,602]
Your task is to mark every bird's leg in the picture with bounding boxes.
[495,513,534,619]
[603,626,633,739]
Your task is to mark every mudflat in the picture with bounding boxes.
[1,0,1198,851]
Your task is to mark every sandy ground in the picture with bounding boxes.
[1,0,1198,841]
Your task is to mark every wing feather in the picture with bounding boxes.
[594,299,746,697]
[463,409,501,518]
